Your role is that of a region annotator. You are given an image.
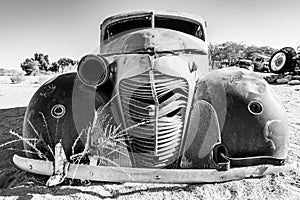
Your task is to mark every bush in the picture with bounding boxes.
[10,72,25,84]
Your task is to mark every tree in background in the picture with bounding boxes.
[209,42,277,68]
[209,41,245,69]
[56,58,77,72]
[208,43,220,66]
[21,54,77,74]
[48,62,60,73]
[20,58,40,75]
[20,53,50,75]
[34,53,50,71]
[48,58,77,73]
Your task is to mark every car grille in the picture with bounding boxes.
[119,70,189,168]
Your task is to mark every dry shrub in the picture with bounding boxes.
[10,72,25,84]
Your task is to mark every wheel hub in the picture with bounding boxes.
[271,52,286,71]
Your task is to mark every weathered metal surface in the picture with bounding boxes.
[13,154,295,184]
[22,73,114,160]
[119,70,189,168]
[181,100,221,169]
[46,141,69,187]
[15,10,290,185]
[100,28,207,55]
[195,67,289,160]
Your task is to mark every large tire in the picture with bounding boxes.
[282,47,297,57]
[269,47,296,74]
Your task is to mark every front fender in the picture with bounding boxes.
[196,67,288,159]
[182,67,289,168]
[22,73,113,160]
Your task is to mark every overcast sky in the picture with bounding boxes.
[1,0,299,69]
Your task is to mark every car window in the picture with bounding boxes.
[155,16,204,40]
[104,16,152,40]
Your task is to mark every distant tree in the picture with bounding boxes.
[209,41,245,67]
[244,45,277,59]
[35,53,50,71]
[209,41,278,68]
[208,43,219,65]
[259,46,277,57]
[20,53,50,75]
[49,62,60,73]
[57,58,77,72]
[244,45,257,59]
[20,59,40,75]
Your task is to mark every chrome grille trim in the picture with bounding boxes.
[119,70,189,168]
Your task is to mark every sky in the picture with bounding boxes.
[0,0,300,70]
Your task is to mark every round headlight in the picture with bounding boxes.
[77,54,109,87]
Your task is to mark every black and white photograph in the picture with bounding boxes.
[0,0,299,199]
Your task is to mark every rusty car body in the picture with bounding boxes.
[13,10,291,185]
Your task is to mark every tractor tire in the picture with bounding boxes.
[282,47,297,57]
[269,47,296,74]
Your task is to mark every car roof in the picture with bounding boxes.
[101,10,207,30]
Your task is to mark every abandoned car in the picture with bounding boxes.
[13,10,291,185]
[235,59,254,71]
[253,54,270,72]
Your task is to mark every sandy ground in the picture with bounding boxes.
[0,80,299,200]
[0,83,41,109]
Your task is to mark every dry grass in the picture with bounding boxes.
[10,73,25,84]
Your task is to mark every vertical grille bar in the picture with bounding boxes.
[149,70,159,154]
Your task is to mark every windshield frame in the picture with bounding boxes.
[101,11,206,43]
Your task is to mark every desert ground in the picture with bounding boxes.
[0,75,299,200]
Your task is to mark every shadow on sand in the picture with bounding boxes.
[0,107,34,189]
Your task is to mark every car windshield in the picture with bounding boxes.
[104,15,204,41]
